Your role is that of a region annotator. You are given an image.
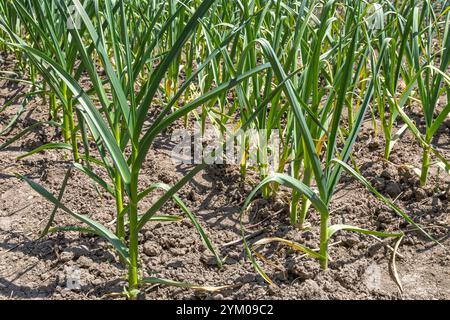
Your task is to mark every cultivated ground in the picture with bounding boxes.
[1,53,449,300]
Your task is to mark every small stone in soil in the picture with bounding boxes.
[60,250,75,262]
[143,242,160,257]
[212,293,224,300]
[415,188,428,200]
[77,256,93,268]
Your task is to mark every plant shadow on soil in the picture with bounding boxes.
[1,56,449,300]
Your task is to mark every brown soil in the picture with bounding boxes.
[0,53,449,300]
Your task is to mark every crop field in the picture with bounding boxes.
[0,0,449,300]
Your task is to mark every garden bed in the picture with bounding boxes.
[1,65,449,299]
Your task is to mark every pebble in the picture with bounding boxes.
[77,256,93,268]
[60,250,75,262]
[144,230,153,240]
[415,188,428,200]
[143,242,160,257]
[212,293,224,300]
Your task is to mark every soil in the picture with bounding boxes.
[0,53,449,300]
